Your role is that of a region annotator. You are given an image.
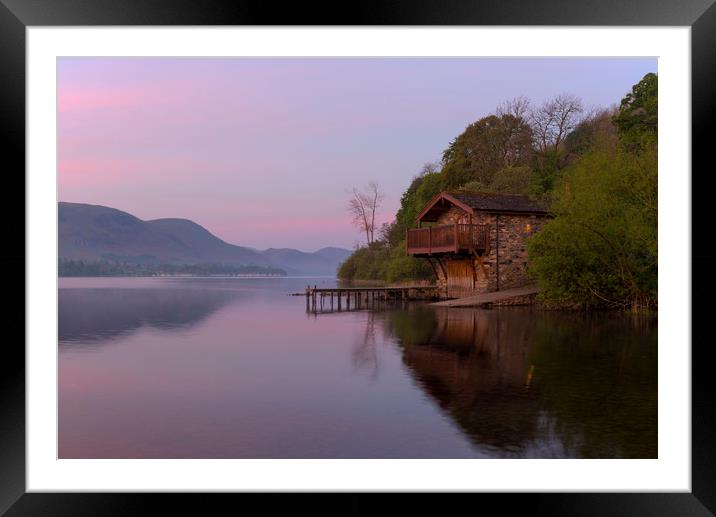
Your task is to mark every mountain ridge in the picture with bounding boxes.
[59,202,350,275]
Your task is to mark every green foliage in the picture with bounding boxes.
[384,241,435,283]
[337,240,433,283]
[528,73,657,309]
[489,165,533,195]
[441,114,534,189]
[380,221,404,249]
[340,73,657,311]
[341,164,446,283]
[612,72,657,150]
[563,109,618,161]
[458,165,535,196]
[527,140,657,309]
[530,150,565,196]
[337,241,391,281]
[395,171,444,234]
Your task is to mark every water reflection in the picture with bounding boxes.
[59,287,242,347]
[380,306,657,458]
[58,278,656,459]
[351,312,381,379]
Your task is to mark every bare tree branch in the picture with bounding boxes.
[347,182,384,245]
[530,93,584,154]
[496,96,531,120]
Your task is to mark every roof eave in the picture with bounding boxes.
[478,209,551,216]
[414,192,475,224]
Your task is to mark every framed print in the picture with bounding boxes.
[2,0,714,514]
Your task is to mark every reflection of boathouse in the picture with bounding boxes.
[382,306,658,458]
[394,308,537,394]
[406,192,549,298]
[385,306,548,456]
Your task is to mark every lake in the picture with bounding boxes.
[58,277,657,459]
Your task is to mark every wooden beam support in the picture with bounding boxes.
[435,257,447,280]
[426,257,439,281]
[470,253,478,289]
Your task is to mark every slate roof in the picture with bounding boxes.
[448,191,549,214]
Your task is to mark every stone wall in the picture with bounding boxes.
[490,213,546,291]
[433,208,547,295]
[436,206,472,225]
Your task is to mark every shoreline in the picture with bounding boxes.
[339,278,657,313]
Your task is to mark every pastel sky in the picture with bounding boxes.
[58,57,657,251]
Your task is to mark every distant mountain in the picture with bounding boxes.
[313,246,354,262]
[260,247,352,276]
[58,202,350,275]
[59,202,270,267]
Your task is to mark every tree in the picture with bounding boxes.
[612,72,657,150]
[441,113,534,188]
[496,95,531,121]
[529,93,585,192]
[393,170,443,238]
[530,93,585,155]
[337,240,390,281]
[458,165,534,196]
[487,165,535,195]
[339,75,658,301]
[527,141,657,310]
[526,75,657,310]
[348,182,384,245]
[562,107,618,165]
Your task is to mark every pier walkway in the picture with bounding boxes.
[304,285,439,313]
[430,285,540,307]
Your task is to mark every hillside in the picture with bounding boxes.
[58,202,350,275]
[59,202,270,266]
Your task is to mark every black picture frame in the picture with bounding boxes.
[2,1,713,514]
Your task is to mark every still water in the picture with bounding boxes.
[59,277,657,459]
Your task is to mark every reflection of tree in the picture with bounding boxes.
[527,313,657,458]
[381,306,657,458]
[351,311,379,379]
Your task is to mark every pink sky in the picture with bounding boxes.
[58,58,656,250]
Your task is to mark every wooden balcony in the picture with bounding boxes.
[406,223,490,256]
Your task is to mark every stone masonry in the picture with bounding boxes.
[431,209,547,296]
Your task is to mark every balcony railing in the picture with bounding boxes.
[406,223,490,256]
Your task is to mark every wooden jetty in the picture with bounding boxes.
[430,285,540,308]
[305,285,439,314]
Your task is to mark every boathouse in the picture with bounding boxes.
[406,191,550,298]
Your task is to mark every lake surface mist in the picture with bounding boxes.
[58,277,657,459]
